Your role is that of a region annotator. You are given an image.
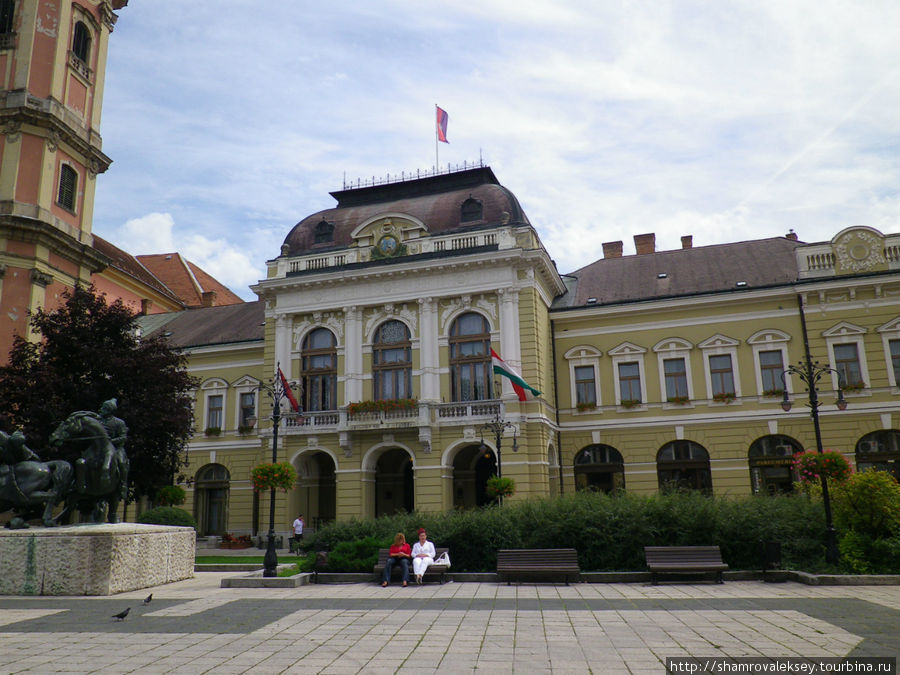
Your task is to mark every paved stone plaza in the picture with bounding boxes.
[1,574,898,674]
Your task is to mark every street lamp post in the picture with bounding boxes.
[479,408,518,502]
[780,361,846,566]
[252,363,300,577]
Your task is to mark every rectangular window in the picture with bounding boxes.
[618,362,641,403]
[239,392,255,426]
[207,394,223,429]
[57,164,77,211]
[833,343,863,387]
[759,350,784,393]
[890,340,900,386]
[574,365,596,405]
[709,354,735,396]
[664,358,688,399]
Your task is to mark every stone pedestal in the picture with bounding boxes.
[0,523,195,595]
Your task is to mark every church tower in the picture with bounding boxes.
[0,0,126,356]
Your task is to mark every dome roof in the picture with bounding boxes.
[281,167,530,257]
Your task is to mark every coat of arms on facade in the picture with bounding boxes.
[833,229,886,273]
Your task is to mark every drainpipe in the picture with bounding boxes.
[550,318,564,494]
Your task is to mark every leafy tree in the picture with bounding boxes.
[0,285,196,501]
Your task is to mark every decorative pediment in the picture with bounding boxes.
[293,312,344,348]
[822,321,866,338]
[439,295,497,334]
[832,227,886,273]
[608,341,646,356]
[877,317,900,334]
[652,337,693,353]
[200,378,228,390]
[747,329,791,345]
[349,214,426,251]
[564,345,602,359]
[698,334,739,350]
[365,304,418,341]
[231,375,260,389]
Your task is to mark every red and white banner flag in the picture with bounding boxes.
[278,367,301,413]
[491,349,541,402]
[436,106,449,143]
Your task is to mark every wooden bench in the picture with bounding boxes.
[644,546,728,585]
[373,547,450,584]
[496,548,580,585]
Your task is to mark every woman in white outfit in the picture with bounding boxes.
[411,528,435,584]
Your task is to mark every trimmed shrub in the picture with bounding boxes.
[154,485,186,507]
[325,535,387,572]
[137,506,196,529]
[831,469,900,539]
[839,531,900,574]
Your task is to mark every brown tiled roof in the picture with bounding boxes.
[282,167,530,257]
[137,253,243,308]
[92,235,184,304]
[553,237,802,309]
[137,301,265,349]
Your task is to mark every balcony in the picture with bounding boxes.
[277,399,505,435]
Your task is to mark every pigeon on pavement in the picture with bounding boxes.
[142,594,152,605]
[112,607,130,621]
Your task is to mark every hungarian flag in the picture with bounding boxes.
[278,367,301,413]
[436,106,449,143]
[491,349,541,401]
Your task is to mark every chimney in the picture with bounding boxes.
[602,241,623,258]
[681,235,693,249]
[201,291,217,308]
[786,229,798,241]
[634,233,656,255]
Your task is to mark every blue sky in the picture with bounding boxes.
[92,2,900,301]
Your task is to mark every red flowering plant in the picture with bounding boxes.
[346,399,417,414]
[250,462,297,492]
[792,450,852,486]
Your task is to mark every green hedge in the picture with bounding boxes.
[305,491,838,572]
[137,506,197,529]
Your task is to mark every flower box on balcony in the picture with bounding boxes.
[204,427,221,436]
[666,396,690,405]
[712,392,736,404]
[575,401,597,412]
[761,388,784,398]
[621,399,642,409]
[346,399,417,414]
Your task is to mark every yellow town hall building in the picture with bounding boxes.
[139,167,900,539]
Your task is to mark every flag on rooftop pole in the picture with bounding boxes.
[491,349,541,402]
[436,105,449,143]
[278,367,301,413]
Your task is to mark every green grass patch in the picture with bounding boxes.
[195,556,267,564]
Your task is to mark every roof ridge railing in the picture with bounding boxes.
[342,159,486,190]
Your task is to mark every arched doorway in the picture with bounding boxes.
[657,441,712,493]
[748,435,802,495]
[574,444,625,493]
[856,430,900,481]
[452,443,497,508]
[293,451,337,532]
[194,463,229,536]
[374,448,414,516]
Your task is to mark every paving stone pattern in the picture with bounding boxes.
[0,574,898,674]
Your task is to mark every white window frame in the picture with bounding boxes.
[877,318,900,389]
[653,338,695,406]
[823,321,869,392]
[564,345,602,410]
[747,329,791,397]
[200,378,228,431]
[232,375,260,431]
[698,334,741,403]
[609,342,647,409]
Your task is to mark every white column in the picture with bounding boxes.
[343,306,363,403]
[498,288,521,400]
[274,313,292,376]
[418,297,439,402]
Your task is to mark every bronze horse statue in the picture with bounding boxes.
[0,431,73,528]
[50,411,128,524]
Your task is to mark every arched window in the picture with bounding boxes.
[450,312,492,401]
[72,21,91,63]
[302,328,337,411]
[657,440,711,493]
[314,220,334,244]
[373,320,411,400]
[194,464,230,536]
[574,444,625,493]
[57,164,77,211]
[748,435,802,495]
[0,0,15,35]
[856,430,900,481]
[460,197,483,223]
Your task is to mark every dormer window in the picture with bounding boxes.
[72,21,91,63]
[314,220,334,244]
[460,198,483,223]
